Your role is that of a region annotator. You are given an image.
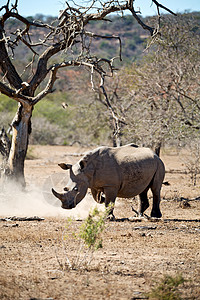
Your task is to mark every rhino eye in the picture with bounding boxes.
[73,187,78,191]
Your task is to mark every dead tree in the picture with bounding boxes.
[0,0,176,187]
[110,14,199,156]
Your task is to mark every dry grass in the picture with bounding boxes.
[0,146,200,299]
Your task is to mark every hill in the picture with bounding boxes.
[3,14,152,71]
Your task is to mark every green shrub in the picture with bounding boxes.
[30,117,65,145]
[79,207,108,250]
[60,207,109,270]
[0,94,18,113]
[146,274,185,300]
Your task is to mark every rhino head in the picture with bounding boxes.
[52,159,91,209]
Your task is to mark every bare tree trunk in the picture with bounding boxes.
[113,133,122,147]
[154,142,162,157]
[6,103,33,188]
[0,128,11,183]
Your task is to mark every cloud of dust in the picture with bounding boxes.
[0,181,103,220]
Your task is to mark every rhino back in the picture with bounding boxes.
[113,146,161,197]
[91,146,161,197]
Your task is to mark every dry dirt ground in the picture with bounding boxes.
[0,145,200,300]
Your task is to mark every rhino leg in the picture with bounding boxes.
[91,188,99,203]
[138,190,149,216]
[151,192,162,218]
[104,188,117,220]
[150,161,164,218]
[91,188,105,204]
[150,182,162,218]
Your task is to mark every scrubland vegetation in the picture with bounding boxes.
[1,13,199,151]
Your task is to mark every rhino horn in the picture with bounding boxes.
[52,188,66,202]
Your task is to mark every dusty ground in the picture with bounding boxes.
[0,145,200,300]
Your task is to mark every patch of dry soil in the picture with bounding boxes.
[0,145,200,299]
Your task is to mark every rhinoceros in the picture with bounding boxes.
[52,144,165,218]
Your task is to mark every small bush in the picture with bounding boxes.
[59,207,109,270]
[0,94,18,113]
[79,207,107,250]
[30,117,65,145]
[146,274,185,300]
[0,112,13,130]
[180,139,200,186]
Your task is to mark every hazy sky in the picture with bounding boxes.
[16,0,200,17]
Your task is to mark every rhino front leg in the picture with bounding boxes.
[104,188,117,220]
[138,189,149,217]
[91,188,106,204]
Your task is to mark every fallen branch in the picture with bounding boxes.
[0,216,45,221]
[179,196,200,202]
[163,218,200,223]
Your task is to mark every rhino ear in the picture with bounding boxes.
[58,163,72,170]
[79,160,86,171]
[79,152,91,171]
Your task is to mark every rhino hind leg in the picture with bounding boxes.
[150,192,162,218]
[150,182,162,218]
[150,161,165,218]
[138,190,149,216]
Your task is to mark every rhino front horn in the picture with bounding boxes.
[52,188,65,202]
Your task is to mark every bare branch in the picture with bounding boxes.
[0,81,32,105]
[128,6,155,35]
[0,0,177,100]
[152,0,177,16]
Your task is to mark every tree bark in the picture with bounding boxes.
[113,134,122,147]
[6,102,33,188]
[154,142,161,157]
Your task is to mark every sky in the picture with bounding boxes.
[16,0,200,18]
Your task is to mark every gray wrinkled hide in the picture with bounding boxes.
[52,144,165,218]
